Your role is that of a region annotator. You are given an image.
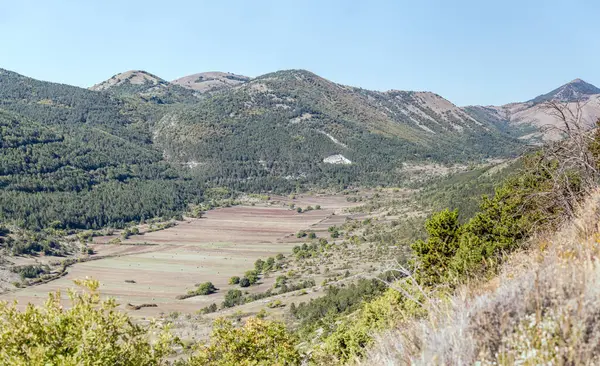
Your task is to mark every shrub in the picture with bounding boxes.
[245,270,259,285]
[11,265,50,280]
[254,259,265,272]
[239,277,251,288]
[200,303,218,314]
[317,285,427,364]
[264,257,275,272]
[223,289,244,308]
[229,276,240,285]
[274,275,288,288]
[196,282,217,295]
[188,318,301,365]
[0,279,175,364]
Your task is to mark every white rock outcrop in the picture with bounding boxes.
[323,154,351,165]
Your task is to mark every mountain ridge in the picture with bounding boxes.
[464,78,600,141]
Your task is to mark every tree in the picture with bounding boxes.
[264,257,275,271]
[254,259,265,273]
[245,270,259,285]
[411,209,461,286]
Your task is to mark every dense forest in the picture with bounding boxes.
[0,69,203,229]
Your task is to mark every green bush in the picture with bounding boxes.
[274,275,288,288]
[229,276,240,285]
[188,318,300,365]
[0,279,175,365]
[223,289,244,308]
[245,270,259,285]
[239,277,251,288]
[196,282,217,295]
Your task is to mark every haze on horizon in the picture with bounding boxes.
[0,0,598,106]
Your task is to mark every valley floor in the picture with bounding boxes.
[0,193,381,340]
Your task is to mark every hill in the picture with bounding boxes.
[171,71,250,93]
[465,78,600,141]
[154,69,523,190]
[529,78,600,104]
[6,66,595,227]
[0,68,203,229]
[90,70,198,104]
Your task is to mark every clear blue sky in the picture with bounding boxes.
[1,0,598,106]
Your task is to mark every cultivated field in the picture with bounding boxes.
[0,194,361,323]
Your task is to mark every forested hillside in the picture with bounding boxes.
[0,69,203,229]
[154,69,524,190]
[7,67,593,230]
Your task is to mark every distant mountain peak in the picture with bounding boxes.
[171,72,249,93]
[529,78,600,104]
[90,70,166,91]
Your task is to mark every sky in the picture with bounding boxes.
[1,0,599,106]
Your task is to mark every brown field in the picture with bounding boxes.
[0,194,361,323]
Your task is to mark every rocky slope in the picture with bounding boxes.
[465,79,600,141]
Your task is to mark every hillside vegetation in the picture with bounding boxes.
[0,67,527,232]
[1,98,597,364]
[154,70,523,190]
[0,69,203,230]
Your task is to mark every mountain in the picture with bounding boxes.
[90,70,166,91]
[529,78,600,104]
[90,70,198,104]
[171,72,250,93]
[465,79,600,141]
[153,69,522,190]
[10,67,593,229]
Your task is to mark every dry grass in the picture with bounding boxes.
[362,190,600,365]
